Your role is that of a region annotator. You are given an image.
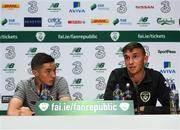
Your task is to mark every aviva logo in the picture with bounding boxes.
[164,61,171,68]
[73,2,80,8]
[160,61,176,74]
[69,1,85,13]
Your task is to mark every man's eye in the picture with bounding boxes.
[125,57,129,60]
[46,71,51,73]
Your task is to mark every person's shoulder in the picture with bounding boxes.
[54,76,68,85]
[146,68,163,77]
[17,77,34,86]
[55,76,67,82]
[112,67,126,73]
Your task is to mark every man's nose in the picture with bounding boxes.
[51,72,56,78]
[129,57,134,64]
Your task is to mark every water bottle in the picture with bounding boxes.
[124,83,132,100]
[40,84,50,100]
[169,83,179,114]
[113,84,123,100]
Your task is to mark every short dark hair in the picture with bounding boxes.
[122,42,146,55]
[31,53,54,69]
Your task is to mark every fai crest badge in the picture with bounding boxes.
[140,91,151,103]
[110,32,120,41]
[39,102,49,111]
[36,32,46,42]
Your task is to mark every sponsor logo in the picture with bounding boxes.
[113,18,132,26]
[36,32,45,42]
[158,49,176,54]
[91,19,109,25]
[95,46,105,59]
[135,5,154,9]
[143,45,150,56]
[3,63,16,73]
[25,47,37,57]
[68,20,85,24]
[28,62,33,75]
[1,4,20,9]
[70,47,83,57]
[5,77,15,91]
[118,61,125,68]
[55,63,62,73]
[48,3,61,12]
[93,62,107,72]
[1,18,20,26]
[115,47,123,57]
[28,1,38,14]
[5,46,16,59]
[72,92,83,100]
[48,17,62,27]
[110,32,120,41]
[160,1,171,13]
[165,78,175,87]
[50,46,61,59]
[69,1,85,13]
[144,62,149,68]
[160,61,176,74]
[96,77,106,90]
[96,93,104,100]
[1,19,8,26]
[117,1,127,13]
[90,3,109,11]
[1,96,13,103]
[157,18,175,25]
[24,17,42,27]
[71,78,83,89]
[137,17,150,27]
[164,61,171,68]
[72,61,83,75]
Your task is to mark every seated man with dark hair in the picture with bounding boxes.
[104,42,170,114]
[7,53,71,116]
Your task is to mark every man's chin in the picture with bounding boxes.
[46,82,54,86]
[128,70,137,76]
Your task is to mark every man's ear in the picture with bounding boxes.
[144,55,149,64]
[32,69,39,76]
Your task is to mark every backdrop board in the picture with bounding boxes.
[0,0,180,112]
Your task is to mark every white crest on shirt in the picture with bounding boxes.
[140,91,151,103]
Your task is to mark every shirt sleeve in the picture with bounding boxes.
[57,77,71,99]
[13,80,26,102]
[104,70,117,100]
[144,72,170,114]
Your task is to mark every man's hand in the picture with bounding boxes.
[135,106,145,114]
[19,107,33,116]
